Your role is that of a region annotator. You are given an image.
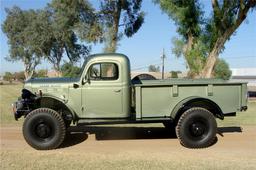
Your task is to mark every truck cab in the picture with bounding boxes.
[70,53,131,119]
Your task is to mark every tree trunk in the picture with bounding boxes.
[53,61,62,77]
[201,49,219,78]
[104,0,121,53]
[201,28,234,77]
[107,27,118,53]
[184,34,194,71]
[24,63,34,81]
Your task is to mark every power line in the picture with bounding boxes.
[132,58,161,68]
[131,63,162,71]
[221,56,256,59]
[131,56,255,71]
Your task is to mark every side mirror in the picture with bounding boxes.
[73,83,79,89]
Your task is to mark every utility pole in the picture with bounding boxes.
[161,48,166,79]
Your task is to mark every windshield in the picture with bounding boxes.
[77,57,89,78]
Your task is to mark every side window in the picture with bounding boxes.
[90,63,118,80]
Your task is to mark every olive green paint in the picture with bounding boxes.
[23,53,247,121]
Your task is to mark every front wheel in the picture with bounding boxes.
[23,108,66,150]
[176,107,217,148]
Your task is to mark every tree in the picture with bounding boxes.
[38,0,99,76]
[3,72,14,82]
[3,72,14,83]
[3,1,102,79]
[155,0,256,78]
[148,65,160,72]
[14,71,25,81]
[2,7,41,80]
[202,0,256,77]
[99,0,145,52]
[61,62,81,77]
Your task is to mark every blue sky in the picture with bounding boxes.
[0,0,255,74]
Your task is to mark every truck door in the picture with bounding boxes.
[82,62,125,118]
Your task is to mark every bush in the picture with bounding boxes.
[213,59,232,80]
[3,72,14,83]
[61,62,81,77]
[170,71,178,78]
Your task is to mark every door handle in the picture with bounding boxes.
[114,89,121,92]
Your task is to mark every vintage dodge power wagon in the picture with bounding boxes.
[12,53,248,150]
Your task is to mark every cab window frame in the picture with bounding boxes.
[89,62,119,81]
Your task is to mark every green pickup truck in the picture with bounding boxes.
[12,53,248,150]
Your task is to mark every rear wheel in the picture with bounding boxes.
[176,107,217,148]
[23,108,66,150]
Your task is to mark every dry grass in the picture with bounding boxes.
[1,150,255,170]
[1,84,256,170]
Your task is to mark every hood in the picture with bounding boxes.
[23,77,79,101]
[26,77,79,84]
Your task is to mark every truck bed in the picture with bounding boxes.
[132,79,247,119]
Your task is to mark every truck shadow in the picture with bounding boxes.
[70,126,176,140]
[60,126,175,148]
[60,126,242,148]
[217,126,242,137]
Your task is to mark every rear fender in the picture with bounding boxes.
[171,97,224,121]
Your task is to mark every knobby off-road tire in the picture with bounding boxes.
[23,108,66,150]
[176,107,217,148]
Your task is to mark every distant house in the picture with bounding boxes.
[47,70,61,77]
[131,72,186,80]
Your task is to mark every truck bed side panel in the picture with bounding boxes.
[135,83,244,118]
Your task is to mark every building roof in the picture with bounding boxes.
[232,76,256,79]
[231,68,256,76]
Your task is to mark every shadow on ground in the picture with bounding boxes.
[60,126,242,148]
[69,126,176,140]
[217,126,242,137]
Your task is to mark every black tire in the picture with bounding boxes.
[23,108,66,150]
[176,107,217,148]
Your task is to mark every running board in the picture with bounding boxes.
[77,117,173,126]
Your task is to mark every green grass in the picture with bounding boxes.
[0,84,23,125]
[0,84,255,126]
[217,101,256,126]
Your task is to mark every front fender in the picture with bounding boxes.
[38,95,77,120]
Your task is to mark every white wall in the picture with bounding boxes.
[231,68,256,76]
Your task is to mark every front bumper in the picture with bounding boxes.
[12,102,22,121]
[12,101,23,121]
[12,100,28,121]
[12,89,39,121]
